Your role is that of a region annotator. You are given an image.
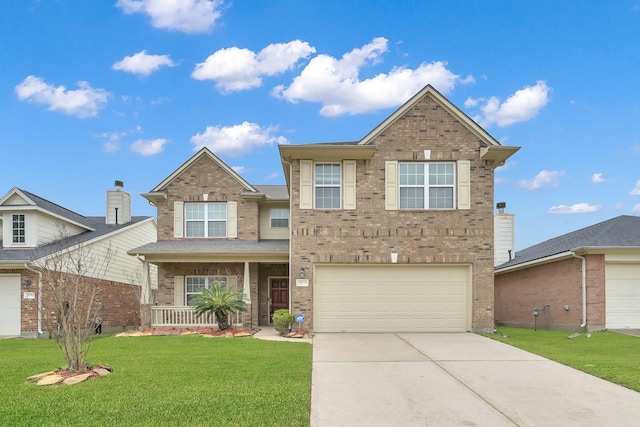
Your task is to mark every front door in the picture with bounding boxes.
[269,278,289,323]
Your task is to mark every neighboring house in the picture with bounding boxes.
[130,84,519,333]
[0,182,157,337]
[494,215,640,331]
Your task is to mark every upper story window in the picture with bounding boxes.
[12,214,26,243]
[185,202,227,238]
[270,208,289,228]
[315,163,341,209]
[185,276,228,305]
[399,162,455,209]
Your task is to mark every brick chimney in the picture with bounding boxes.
[106,180,131,225]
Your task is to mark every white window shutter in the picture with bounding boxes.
[227,201,238,238]
[343,160,356,210]
[173,201,184,238]
[385,161,398,210]
[457,160,471,210]
[174,276,184,306]
[300,160,313,209]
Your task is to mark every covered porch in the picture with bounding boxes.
[128,239,290,329]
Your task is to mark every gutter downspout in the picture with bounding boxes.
[282,158,294,315]
[24,263,44,336]
[570,251,587,328]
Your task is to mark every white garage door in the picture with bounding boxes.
[606,263,640,329]
[0,275,21,336]
[314,264,470,332]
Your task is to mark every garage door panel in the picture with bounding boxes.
[0,275,21,336]
[314,265,470,332]
[606,263,640,329]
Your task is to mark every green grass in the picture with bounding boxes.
[0,335,312,426]
[485,328,640,392]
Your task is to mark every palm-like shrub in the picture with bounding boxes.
[192,285,247,330]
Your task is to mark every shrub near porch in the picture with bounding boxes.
[1,335,311,426]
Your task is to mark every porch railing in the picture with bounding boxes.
[150,306,244,328]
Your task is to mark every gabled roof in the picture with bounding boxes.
[496,215,640,272]
[0,216,154,265]
[143,147,259,204]
[0,187,95,230]
[358,84,519,165]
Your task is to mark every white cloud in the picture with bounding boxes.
[547,203,601,214]
[112,50,176,76]
[518,170,564,191]
[231,165,246,174]
[116,0,223,33]
[264,172,279,180]
[591,172,616,183]
[470,81,551,127]
[631,180,640,195]
[15,75,109,118]
[190,122,287,157]
[192,40,315,92]
[632,203,640,213]
[273,37,467,116]
[130,138,168,156]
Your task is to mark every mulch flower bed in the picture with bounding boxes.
[115,327,256,337]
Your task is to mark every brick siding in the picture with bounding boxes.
[290,95,498,331]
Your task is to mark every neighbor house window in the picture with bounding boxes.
[185,276,228,305]
[315,163,341,209]
[270,208,289,228]
[12,214,26,243]
[185,202,227,238]
[399,162,455,209]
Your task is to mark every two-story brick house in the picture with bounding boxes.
[131,85,518,333]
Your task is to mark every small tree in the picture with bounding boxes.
[31,227,114,370]
[192,284,247,330]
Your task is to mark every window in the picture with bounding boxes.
[12,214,25,243]
[270,208,289,228]
[185,276,228,305]
[315,163,341,209]
[185,203,227,238]
[399,162,455,209]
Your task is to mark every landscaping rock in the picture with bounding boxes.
[63,373,93,385]
[94,368,111,377]
[233,332,252,337]
[37,375,64,386]
[224,332,234,338]
[286,332,297,338]
[201,334,215,338]
[27,371,55,382]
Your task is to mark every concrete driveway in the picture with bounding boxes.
[311,333,640,426]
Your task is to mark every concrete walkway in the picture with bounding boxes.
[311,333,640,426]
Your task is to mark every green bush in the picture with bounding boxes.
[272,309,295,334]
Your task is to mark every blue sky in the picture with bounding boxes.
[2,0,639,250]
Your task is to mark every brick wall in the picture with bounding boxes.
[15,269,141,336]
[155,155,259,241]
[494,254,606,331]
[290,94,498,331]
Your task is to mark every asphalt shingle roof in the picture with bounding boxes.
[19,189,95,229]
[252,185,289,200]
[128,239,289,255]
[0,216,152,263]
[496,215,640,270]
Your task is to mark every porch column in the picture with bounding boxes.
[243,261,251,303]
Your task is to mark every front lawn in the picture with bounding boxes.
[0,335,312,426]
[485,328,640,392]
